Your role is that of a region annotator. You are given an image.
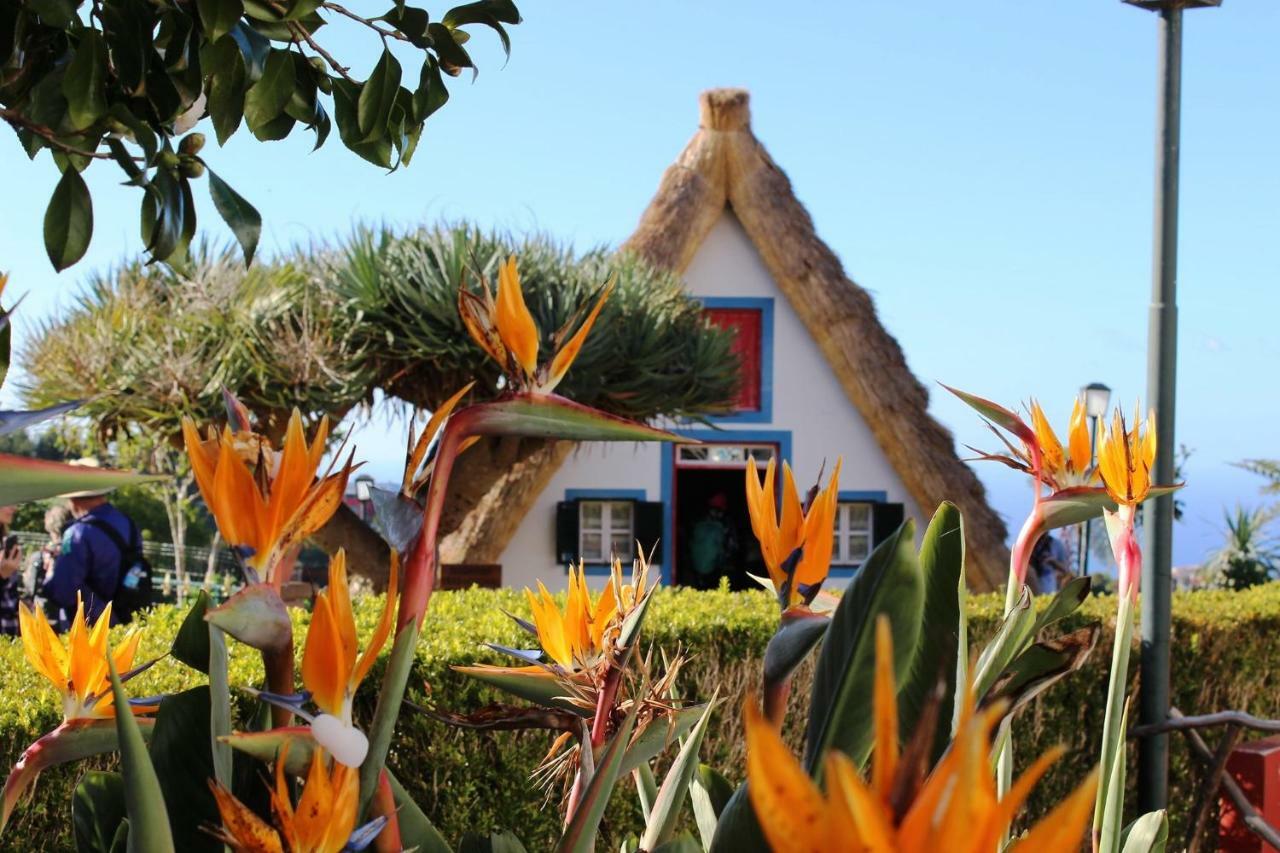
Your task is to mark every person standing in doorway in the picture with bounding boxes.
[687,493,738,590]
[43,465,149,630]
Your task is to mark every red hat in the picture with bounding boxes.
[709,492,728,510]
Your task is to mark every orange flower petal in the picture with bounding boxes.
[744,699,831,852]
[352,551,399,689]
[547,274,614,391]
[301,594,348,716]
[211,781,286,853]
[495,256,539,379]
[871,616,898,799]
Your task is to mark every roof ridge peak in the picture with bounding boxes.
[699,88,751,132]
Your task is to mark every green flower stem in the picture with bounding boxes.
[262,637,295,730]
[359,619,421,814]
[1093,592,1135,850]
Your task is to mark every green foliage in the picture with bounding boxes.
[331,225,740,418]
[6,583,1280,850]
[1,0,521,269]
[1204,506,1278,591]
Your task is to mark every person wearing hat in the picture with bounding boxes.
[0,504,24,636]
[42,459,147,631]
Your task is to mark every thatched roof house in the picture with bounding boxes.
[453,87,1010,592]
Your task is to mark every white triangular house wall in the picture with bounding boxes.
[497,210,924,591]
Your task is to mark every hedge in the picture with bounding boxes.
[2,582,1280,851]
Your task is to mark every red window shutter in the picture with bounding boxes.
[705,308,762,411]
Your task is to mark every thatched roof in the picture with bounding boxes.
[622,88,1010,591]
[450,87,1010,591]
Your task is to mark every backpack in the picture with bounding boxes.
[82,516,152,623]
[688,517,729,576]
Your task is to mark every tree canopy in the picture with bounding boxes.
[1,0,520,270]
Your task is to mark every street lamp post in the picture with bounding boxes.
[1122,0,1219,813]
[1078,382,1111,576]
[355,475,375,523]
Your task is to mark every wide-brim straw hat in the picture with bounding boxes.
[59,458,118,499]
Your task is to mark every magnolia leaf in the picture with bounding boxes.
[204,583,290,651]
[1120,810,1169,853]
[107,657,174,853]
[804,519,924,773]
[206,169,261,266]
[358,49,402,142]
[44,167,93,271]
[1,719,155,834]
[0,400,81,435]
[197,0,244,42]
[62,30,108,127]
[638,695,719,849]
[73,771,127,853]
[462,394,694,444]
[554,683,644,853]
[690,763,734,851]
[242,48,294,133]
[895,502,965,764]
[0,453,164,505]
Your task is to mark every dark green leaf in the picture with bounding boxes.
[142,169,185,262]
[1031,574,1091,636]
[197,0,244,43]
[283,0,322,20]
[105,139,147,186]
[228,21,270,79]
[804,519,924,773]
[243,48,294,131]
[25,0,76,27]
[108,104,158,163]
[149,687,222,852]
[896,502,965,765]
[207,168,262,265]
[333,79,393,168]
[707,784,766,853]
[972,585,1036,700]
[690,764,734,851]
[652,835,702,853]
[44,168,93,271]
[63,31,109,128]
[99,0,154,94]
[209,626,233,791]
[414,55,449,121]
[762,608,828,695]
[251,110,295,141]
[169,591,211,673]
[427,22,473,71]
[358,48,402,142]
[107,658,175,853]
[983,624,1099,716]
[458,831,529,853]
[144,63,183,123]
[207,48,247,144]
[638,696,718,849]
[443,0,519,58]
[382,5,430,42]
[73,771,127,853]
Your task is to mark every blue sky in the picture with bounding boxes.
[3,0,1277,567]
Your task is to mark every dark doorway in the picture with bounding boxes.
[673,467,765,590]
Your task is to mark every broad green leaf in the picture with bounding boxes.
[169,592,211,673]
[896,502,965,765]
[149,688,221,852]
[332,79,393,168]
[198,0,244,42]
[443,0,521,57]
[453,665,591,716]
[107,104,158,163]
[385,771,451,853]
[44,168,93,271]
[141,168,185,262]
[463,393,694,444]
[0,453,164,505]
[427,21,473,70]
[1031,574,1091,636]
[209,626,233,790]
[1094,594,1136,840]
[73,771,127,853]
[620,704,706,775]
[282,0,321,20]
[207,168,261,265]
[690,764,734,851]
[1,720,155,833]
[107,658,174,853]
[358,48,402,142]
[803,519,924,773]
[207,42,246,145]
[972,585,1035,701]
[707,784,766,853]
[1120,810,1169,853]
[242,48,294,132]
[63,31,108,128]
[638,695,719,849]
[762,608,829,699]
[555,684,645,853]
[222,726,315,773]
[25,0,76,27]
[634,764,657,822]
[228,21,269,80]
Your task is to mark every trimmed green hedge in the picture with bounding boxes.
[2,583,1279,850]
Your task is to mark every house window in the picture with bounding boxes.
[677,443,776,467]
[704,307,763,412]
[578,500,635,563]
[833,502,874,565]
